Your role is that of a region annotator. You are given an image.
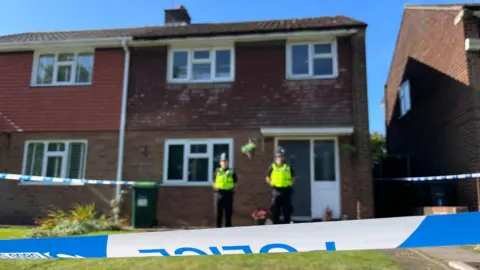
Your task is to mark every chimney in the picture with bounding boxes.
[164,5,191,26]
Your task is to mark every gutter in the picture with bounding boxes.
[115,38,130,223]
[131,29,359,45]
[0,37,133,52]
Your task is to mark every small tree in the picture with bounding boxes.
[370,132,386,162]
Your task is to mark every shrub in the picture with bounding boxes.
[27,203,123,238]
[69,203,97,222]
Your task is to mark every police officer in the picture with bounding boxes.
[266,148,295,224]
[213,153,237,228]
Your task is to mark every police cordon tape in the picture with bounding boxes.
[2,171,480,187]
[0,212,480,259]
[0,173,154,186]
[378,172,480,181]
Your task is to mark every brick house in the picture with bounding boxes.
[384,4,480,210]
[0,6,373,226]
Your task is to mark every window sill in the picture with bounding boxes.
[286,74,338,80]
[167,79,234,84]
[161,181,212,187]
[30,83,92,88]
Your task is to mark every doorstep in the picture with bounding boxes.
[415,206,468,215]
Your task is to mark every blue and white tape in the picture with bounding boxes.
[0,173,137,186]
[1,212,480,259]
[378,173,480,181]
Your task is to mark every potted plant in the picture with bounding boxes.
[341,143,356,153]
[323,207,333,221]
[251,207,268,225]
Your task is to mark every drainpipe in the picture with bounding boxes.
[115,38,131,223]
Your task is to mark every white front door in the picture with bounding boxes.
[310,139,341,219]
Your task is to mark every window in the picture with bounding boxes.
[22,141,87,178]
[399,80,411,117]
[33,52,94,86]
[168,48,234,83]
[287,41,338,79]
[163,139,233,185]
[313,140,336,181]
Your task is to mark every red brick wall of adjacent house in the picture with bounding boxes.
[123,130,364,226]
[0,49,125,132]
[124,31,373,225]
[385,7,480,209]
[464,14,480,210]
[0,132,120,224]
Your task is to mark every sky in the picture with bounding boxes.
[0,0,476,134]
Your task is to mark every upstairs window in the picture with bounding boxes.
[399,80,411,117]
[23,141,87,178]
[287,41,338,79]
[168,48,234,83]
[32,51,94,86]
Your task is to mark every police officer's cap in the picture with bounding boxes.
[220,153,228,161]
[275,147,285,157]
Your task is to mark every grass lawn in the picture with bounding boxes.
[0,227,402,270]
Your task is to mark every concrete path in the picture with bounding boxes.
[381,249,450,270]
[418,246,480,262]
[417,246,480,270]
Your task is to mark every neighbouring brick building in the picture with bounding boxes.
[384,4,480,210]
[0,5,373,226]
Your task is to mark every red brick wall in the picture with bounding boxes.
[127,38,355,130]
[123,130,364,226]
[0,49,125,132]
[0,133,8,173]
[464,14,480,210]
[0,131,119,224]
[385,7,480,209]
[124,32,373,223]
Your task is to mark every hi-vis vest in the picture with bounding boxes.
[270,163,292,188]
[214,168,234,190]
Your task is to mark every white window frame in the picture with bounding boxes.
[31,48,95,87]
[167,47,235,83]
[399,80,411,117]
[162,138,234,186]
[21,140,88,179]
[286,39,338,80]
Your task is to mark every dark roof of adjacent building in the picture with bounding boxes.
[404,3,480,10]
[0,15,367,44]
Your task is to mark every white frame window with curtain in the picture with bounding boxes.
[399,80,411,117]
[286,39,338,79]
[31,49,95,86]
[168,47,235,83]
[22,140,88,179]
[163,139,234,186]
